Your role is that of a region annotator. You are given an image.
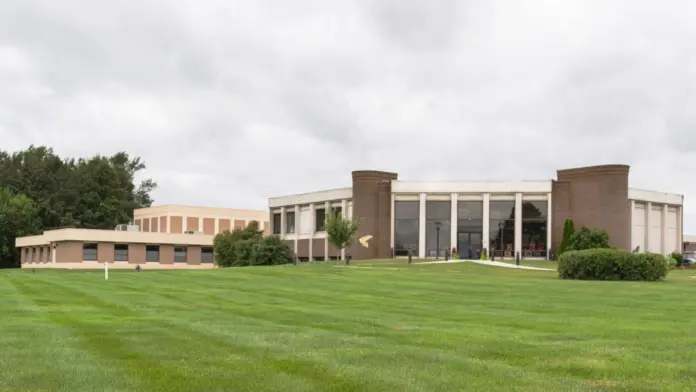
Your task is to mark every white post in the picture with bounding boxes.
[646,202,652,252]
[324,201,330,259]
[294,204,300,254]
[547,193,552,260]
[418,193,426,259]
[514,193,523,258]
[390,193,395,251]
[482,193,490,254]
[104,262,109,280]
[450,193,458,257]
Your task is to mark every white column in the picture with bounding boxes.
[678,205,683,252]
[294,204,300,253]
[166,215,171,234]
[662,204,668,254]
[514,193,522,257]
[630,200,636,251]
[547,193,552,260]
[341,199,347,260]
[418,193,426,258]
[52,244,56,265]
[198,217,203,233]
[324,201,330,259]
[646,202,652,252]
[214,218,220,234]
[450,193,458,254]
[308,204,315,260]
[390,193,395,250]
[280,207,286,236]
[482,193,490,253]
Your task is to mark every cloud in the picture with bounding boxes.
[1,0,696,232]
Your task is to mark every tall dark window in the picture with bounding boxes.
[201,247,214,263]
[272,213,281,234]
[489,201,515,257]
[82,243,98,261]
[174,247,187,263]
[426,201,450,257]
[394,201,419,256]
[285,211,295,234]
[146,245,160,262]
[457,201,484,258]
[315,208,326,232]
[522,201,548,258]
[114,244,129,261]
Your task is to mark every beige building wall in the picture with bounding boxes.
[133,205,269,236]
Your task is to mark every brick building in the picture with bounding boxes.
[16,206,269,269]
[269,164,685,261]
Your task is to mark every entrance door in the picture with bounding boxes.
[458,232,482,259]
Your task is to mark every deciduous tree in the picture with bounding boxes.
[0,188,40,268]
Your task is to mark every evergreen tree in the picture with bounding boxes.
[557,218,576,256]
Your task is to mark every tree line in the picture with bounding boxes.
[0,145,157,268]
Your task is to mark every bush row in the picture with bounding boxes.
[213,222,295,267]
[558,248,669,281]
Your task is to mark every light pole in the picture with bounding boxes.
[435,221,442,259]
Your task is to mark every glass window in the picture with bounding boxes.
[272,213,281,234]
[114,244,129,261]
[201,247,214,263]
[174,247,187,263]
[489,201,515,255]
[457,201,484,231]
[394,201,420,256]
[285,211,295,234]
[315,208,326,231]
[522,201,548,258]
[146,245,160,262]
[82,243,98,261]
[426,201,450,257]
[39,248,43,263]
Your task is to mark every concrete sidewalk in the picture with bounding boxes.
[417,259,555,271]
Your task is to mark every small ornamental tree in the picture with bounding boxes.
[325,210,359,264]
[568,226,610,251]
[557,219,575,256]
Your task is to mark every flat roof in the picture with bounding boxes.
[16,228,214,247]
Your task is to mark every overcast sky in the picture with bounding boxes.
[1,1,695,232]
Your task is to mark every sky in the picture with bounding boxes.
[1,1,696,232]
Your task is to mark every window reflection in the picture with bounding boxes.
[522,201,547,258]
[394,201,419,256]
[426,201,450,257]
[489,201,515,258]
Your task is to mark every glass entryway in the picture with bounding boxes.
[457,232,482,259]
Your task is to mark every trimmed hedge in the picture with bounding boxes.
[558,249,669,281]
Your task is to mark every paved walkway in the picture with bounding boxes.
[417,259,555,271]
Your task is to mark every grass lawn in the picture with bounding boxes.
[2,261,696,391]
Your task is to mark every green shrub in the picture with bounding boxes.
[557,219,575,256]
[480,252,488,260]
[251,235,295,266]
[568,226,610,251]
[671,252,684,267]
[213,221,294,267]
[666,256,677,270]
[452,252,459,260]
[558,249,668,281]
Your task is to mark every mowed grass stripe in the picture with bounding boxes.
[2,263,696,391]
[21,269,586,391]
[2,277,142,392]
[9,274,358,392]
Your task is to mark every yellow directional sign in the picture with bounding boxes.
[359,235,373,248]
